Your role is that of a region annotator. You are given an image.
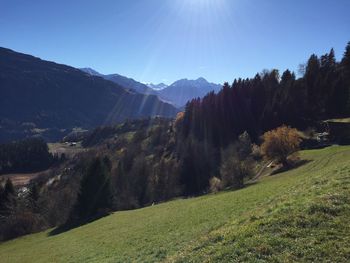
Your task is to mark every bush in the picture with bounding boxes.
[261,125,302,166]
[251,144,262,160]
[220,158,253,189]
[220,132,254,189]
[209,177,222,193]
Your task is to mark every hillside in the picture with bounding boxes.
[80,68,157,95]
[0,48,178,143]
[1,145,349,262]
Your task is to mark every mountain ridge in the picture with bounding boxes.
[80,68,156,95]
[0,47,178,142]
[157,77,222,107]
[81,67,222,107]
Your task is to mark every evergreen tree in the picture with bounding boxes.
[0,179,16,216]
[74,157,112,221]
[304,54,321,117]
[4,178,15,196]
[342,42,350,113]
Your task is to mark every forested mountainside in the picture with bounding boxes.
[182,44,350,147]
[0,48,178,143]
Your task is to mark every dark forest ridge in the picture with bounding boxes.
[0,47,178,143]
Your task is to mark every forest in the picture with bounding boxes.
[0,138,56,175]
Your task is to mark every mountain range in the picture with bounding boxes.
[81,68,222,107]
[157,78,222,107]
[0,48,178,143]
[146,83,168,90]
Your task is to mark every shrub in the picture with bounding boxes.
[209,177,222,193]
[220,158,253,189]
[220,132,254,189]
[261,125,302,166]
[251,144,262,160]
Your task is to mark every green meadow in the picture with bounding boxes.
[1,145,349,262]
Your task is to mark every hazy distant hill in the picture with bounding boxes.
[80,68,156,95]
[0,48,178,142]
[157,78,222,107]
[81,68,222,107]
[147,83,168,90]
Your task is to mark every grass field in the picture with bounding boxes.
[0,146,349,262]
[1,171,48,186]
[48,142,86,158]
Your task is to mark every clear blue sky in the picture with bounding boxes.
[1,0,349,84]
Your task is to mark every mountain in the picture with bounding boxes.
[147,83,168,90]
[80,68,156,95]
[0,48,178,143]
[80,69,221,108]
[158,78,222,107]
[79,67,103,77]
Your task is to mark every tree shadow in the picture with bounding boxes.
[48,211,110,236]
[271,159,311,175]
[244,181,258,187]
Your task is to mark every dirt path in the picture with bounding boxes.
[251,161,273,181]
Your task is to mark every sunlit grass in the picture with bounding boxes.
[325,117,350,123]
[0,145,349,262]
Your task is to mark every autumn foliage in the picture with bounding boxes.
[261,125,302,165]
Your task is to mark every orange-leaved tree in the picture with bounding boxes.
[261,125,302,166]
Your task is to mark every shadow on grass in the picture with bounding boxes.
[244,181,258,187]
[271,159,312,176]
[48,211,111,236]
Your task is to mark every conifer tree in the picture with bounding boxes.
[342,42,350,113]
[74,157,112,221]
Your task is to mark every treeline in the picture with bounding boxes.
[181,43,350,147]
[81,117,172,147]
[0,138,55,175]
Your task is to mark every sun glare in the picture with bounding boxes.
[177,0,228,12]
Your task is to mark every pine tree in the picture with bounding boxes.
[305,54,321,116]
[74,157,112,221]
[0,179,16,216]
[4,178,15,196]
[342,42,350,113]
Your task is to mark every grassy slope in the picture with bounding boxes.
[326,117,350,123]
[0,146,349,262]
